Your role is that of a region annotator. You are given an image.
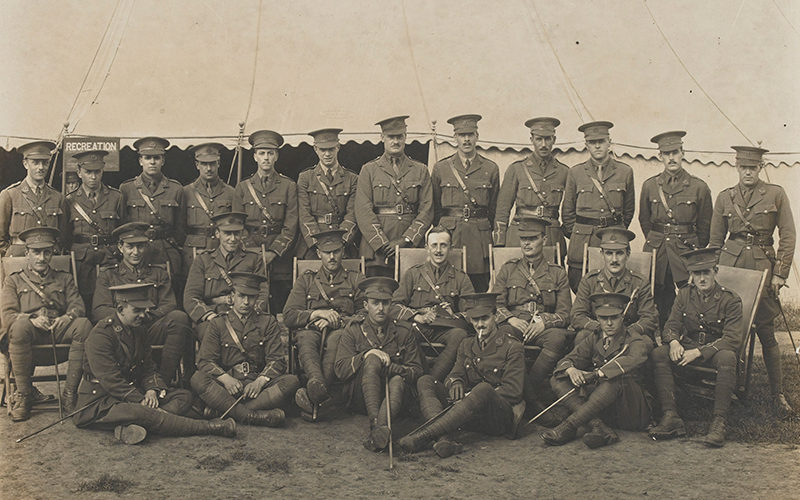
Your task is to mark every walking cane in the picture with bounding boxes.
[412,323,441,356]
[220,394,245,419]
[776,299,800,368]
[49,327,63,420]
[312,326,330,421]
[17,396,101,443]
[385,377,393,470]
[527,344,630,426]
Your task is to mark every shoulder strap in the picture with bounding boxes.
[655,183,675,221]
[419,269,446,302]
[447,161,480,208]
[314,173,342,218]
[521,166,549,206]
[223,316,247,353]
[589,176,617,215]
[71,200,106,235]
[245,180,275,224]
[211,259,234,287]
[135,185,169,225]
[19,192,46,226]
[728,190,756,231]
[313,276,335,305]
[18,271,52,305]
[192,187,215,220]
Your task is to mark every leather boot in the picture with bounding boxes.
[700,416,726,448]
[62,341,84,413]
[30,386,55,405]
[207,418,237,437]
[114,424,147,445]
[397,431,431,454]
[774,393,794,419]
[10,390,31,422]
[527,399,561,428]
[648,411,686,440]
[246,409,285,427]
[295,388,314,414]
[582,418,619,449]
[432,436,463,458]
[364,418,391,452]
[505,400,526,439]
[540,419,577,446]
[307,378,329,405]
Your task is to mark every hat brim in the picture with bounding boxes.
[314,140,339,148]
[77,163,104,171]
[364,291,393,300]
[119,236,150,244]
[127,299,156,309]
[594,307,623,316]
[137,149,166,155]
[584,133,609,140]
[25,153,51,160]
[464,307,495,319]
[216,224,244,232]
[195,154,220,162]
[518,230,545,237]
[686,262,716,272]
[25,241,55,249]
[232,285,261,296]
[380,127,407,135]
[599,242,628,250]
[317,241,345,252]
[453,126,478,134]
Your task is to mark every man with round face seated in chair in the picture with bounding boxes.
[648,247,743,447]
[1,227,93,420]
[541,292,653,449]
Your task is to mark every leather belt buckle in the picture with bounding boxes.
[534,206,545,217]
[90,234,99,247]
[241,361,250,376]
[462,206,470,219]
[598,216,608,227]
[744,234,755,245]
[324,213,333,225]
[395,203,404,215]
[698,332,706,345]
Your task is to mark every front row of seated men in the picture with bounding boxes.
[0,214,756,451]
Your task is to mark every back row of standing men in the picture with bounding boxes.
[0,113,795,427]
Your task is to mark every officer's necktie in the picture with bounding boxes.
[262,175,269,190]
[88,191,96,206]
[326,168,334,184]
[603,336,611,351]
[225,251,232,267]
[597,163,603,181]
[465,158,471,171]
[391,157,400,178]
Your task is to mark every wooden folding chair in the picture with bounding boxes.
[1,252,77,412]
[287,257,365,374]
[394,246,466,358]
[582,243,656,296]
[675,265,768,401]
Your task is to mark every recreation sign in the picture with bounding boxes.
[63,136,121,172]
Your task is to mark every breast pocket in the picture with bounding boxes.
[471,183,492,206]
[10,209,36,233]
[548,185,564,205]
[506,276,535,306]
[575,183,596,210]
[752,203,778,228]
[403,182,421,204]
[374,183,392,205]
[126,199,148,219]
[520,184,541,206]
[440,183,463,206]
[670,193,697,222]
[98,210,120,232]
[158,200,179,224]
[604,182,626,209]
[44,206,64,225]
[269,200,286,221]
[186,204,209,225]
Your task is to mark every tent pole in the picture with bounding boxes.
[237,121,245,184]
[430,120,439,165]
[50,122,69,190]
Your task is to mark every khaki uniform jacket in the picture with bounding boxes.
[74,314,168,426]
[92,262,174,323]
[662,282,743,359]
[390,261,474,322]
[183,247,268,323]
[639,169,712,285]
[555,328,652,380]
[182,178,234,250]
[493,256,571,328]
[354,153,433,264]
[709,180,795,281]
[0,180,68,255]
[66,184,122,265]
[283,266,365,329]
[431,154,499,274]
[494,154,568,249]
[562,157,636,265]
[196,310,286,381]
[0,265,84,340]
[334,317,423,384]
[445,325,524,405]
[571,268,658,339]
[120,174,187,246]
[296,163,359,257]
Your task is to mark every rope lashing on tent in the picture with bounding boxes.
[242,0,264,127]
[771,0,799,37]
[525,0,593,123]
[400,0,432,127]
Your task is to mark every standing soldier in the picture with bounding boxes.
[183,211,268,342]
[284,229,365,419]
[709,145,796,416]
[1,227,93,420]
[233,129,298,313]
[571,227,658,345]
[639,131,712,327]
[355,116,433,277]
[190,272,299,427]
[431,114,499,291]
[93,223,191,383]
[649,247,743,447]
[0,140,69,256]
[296,128,359,259]
[119,137,186,292]
[398,293,526,457]
[74,283,236,444]
[66,150,122,309]
[541,293,652,449]
[494,117,568,260]
[182,142,234,275]
[562,121,636,292]
[492,217,571,422]
[391,226,474,382]
[64,171,81,194]
[334,277,423,452]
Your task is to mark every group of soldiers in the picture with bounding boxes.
[0,113,795,453]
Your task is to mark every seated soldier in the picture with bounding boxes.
[73,283,236,444]
[183,211,268,342]
[334,277,423,452]
[1,227,93,420]
[492,217,570,423]
[391,226,474,381]
[283,229,365,420]
[649,247,743,447]
[398,293,526,458]
[190,272,299,427]
[93,222,191,382]
[541,293,653,449]
[571,227,658,345]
